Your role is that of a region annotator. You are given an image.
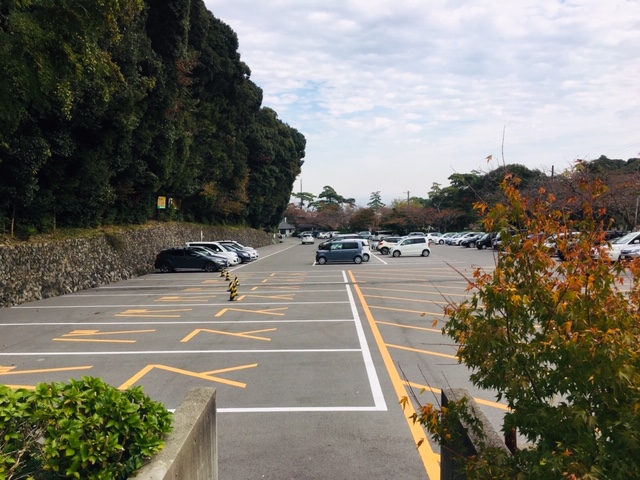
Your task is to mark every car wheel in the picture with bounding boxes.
[363,253,370,262]
[204,262,216,272]
[470,241,476,248]
[159,262,172,273]
[317,257,327,265]
[354,256,363,264]
[421,249,431,257]
[392,250,401,257]
[439,239,444,244]
[381,247,389,255]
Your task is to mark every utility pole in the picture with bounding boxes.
[403,191,410,202]
[299,179,303,209]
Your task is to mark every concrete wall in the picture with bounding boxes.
[0,223,275,307]
[130,388,217,480]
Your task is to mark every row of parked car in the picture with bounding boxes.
[154,240,259,273]
[435,229,640,262]
[307,232,433,264]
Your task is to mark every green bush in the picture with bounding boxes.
[0,377,173,480]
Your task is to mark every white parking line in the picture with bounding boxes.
[343,271,387,411]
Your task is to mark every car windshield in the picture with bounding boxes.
[612,232,639,244]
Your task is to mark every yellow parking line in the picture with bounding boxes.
[364,294,449,305]
[376,321,441,334]
[361,286,470,297]
[404,381,509,411]
[386,343,457,360]
[370,305,445,317]
[349,271,440,479]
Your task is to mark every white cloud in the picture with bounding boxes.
[205,0,640,206]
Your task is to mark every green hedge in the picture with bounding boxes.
[0,377,173,479]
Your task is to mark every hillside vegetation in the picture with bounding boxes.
[0,0,305,238]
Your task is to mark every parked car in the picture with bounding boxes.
[390,237,431,257]
[439,232,458,245]
[186,245,230,267]
[425,233,442,245]
[315,240,364,264]
[476,232,496,249]
[358,231,372,239]
[372,230,395,242]
[186,241,240,265]
[318,235,371,260]
[601,231,640,261]
[154,248,226,273]
[217,243,254,263]
[452,232,480,246]
[544,232,580,257]
[376,236,403,255]
[459,232,484,248]
[218,240,259,259]
[407,232,426,237]
[301,233,315,245]
[619,245,640,261]
[446,233,464,245]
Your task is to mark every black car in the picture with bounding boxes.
[154,248,226,273]
[476,232,496,249]
[459,233,483,248]
[222,243,253,263]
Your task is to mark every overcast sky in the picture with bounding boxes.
[204,0,640,206]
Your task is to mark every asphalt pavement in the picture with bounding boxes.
[0,236,506,479]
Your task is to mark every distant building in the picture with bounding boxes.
[278,218,295,237]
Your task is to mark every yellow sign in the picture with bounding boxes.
[157,196,167,209]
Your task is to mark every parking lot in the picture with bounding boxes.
[0,238,506,479]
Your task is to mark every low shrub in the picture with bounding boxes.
[0,377,173,479]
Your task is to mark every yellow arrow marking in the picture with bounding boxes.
[270,272,307,277]
[118,363,257,390]
[182,287,227,292]
[241,294,295,300]
[61,329,156,336]
[53,329,155,344]
[253,285,301,291]
[156,295,214,302]
[0,365,92,375]
[215,307,288,317]
[115,308,192,318]
[181,328,276,343]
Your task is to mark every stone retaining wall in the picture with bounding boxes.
[0,223,275,308]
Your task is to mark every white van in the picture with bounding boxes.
[390,236,431,257]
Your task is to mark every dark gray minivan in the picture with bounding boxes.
[315,240,364,264]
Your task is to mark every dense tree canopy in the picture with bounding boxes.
[284,158,640,235]
[0,0,305,236]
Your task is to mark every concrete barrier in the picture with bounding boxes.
[130,388,217,480]
[440,388,510,480]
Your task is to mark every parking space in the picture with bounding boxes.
[0,239,507,479]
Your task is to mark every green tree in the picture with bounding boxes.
[367,191,385,211]
[416,173,640,478]
[292,192,316,208]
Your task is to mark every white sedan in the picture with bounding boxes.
[301,234,315,244]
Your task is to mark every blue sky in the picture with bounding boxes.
[204,0,640,207]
